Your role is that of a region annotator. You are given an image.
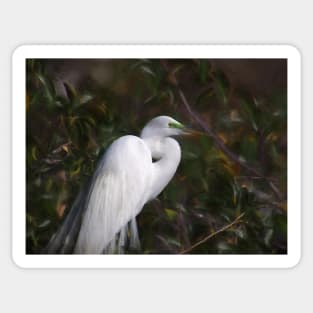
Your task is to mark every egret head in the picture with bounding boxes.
[140,116,188,139]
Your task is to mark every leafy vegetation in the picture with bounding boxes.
[26,58,287,254]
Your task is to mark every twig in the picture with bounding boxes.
[160,60,284,201]
[52,141,72,154]
[180,212,245,254]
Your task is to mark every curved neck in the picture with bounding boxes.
[142,136,181,201]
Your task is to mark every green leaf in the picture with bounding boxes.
[164,208,178,220]
[140,65,156,77]
[63,82,77,105]
[31,146,38,161]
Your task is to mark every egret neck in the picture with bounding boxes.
[142,136,181,201]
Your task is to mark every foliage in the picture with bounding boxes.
[26,58,287,254]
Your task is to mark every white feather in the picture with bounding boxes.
[74,135,152,254]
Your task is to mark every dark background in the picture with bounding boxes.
[26,58,287,254]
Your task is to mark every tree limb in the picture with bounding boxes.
[160,60,284,201]
[180,212,245,254]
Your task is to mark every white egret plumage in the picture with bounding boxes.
[45,116,194,254]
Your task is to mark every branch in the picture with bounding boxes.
[160,60,284,201]
[180,212,245,254]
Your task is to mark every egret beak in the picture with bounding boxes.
[182,128,205,137]
[168,121,205,137]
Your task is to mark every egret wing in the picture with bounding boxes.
[74,135,152,254]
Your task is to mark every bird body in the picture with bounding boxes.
[45,116,187,254]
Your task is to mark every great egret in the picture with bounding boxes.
[45,115,194,254]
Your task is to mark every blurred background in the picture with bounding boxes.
[26,58,287,254]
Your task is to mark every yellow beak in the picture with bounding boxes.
[183,128,205,137]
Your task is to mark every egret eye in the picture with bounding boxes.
[168,121,184,129]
